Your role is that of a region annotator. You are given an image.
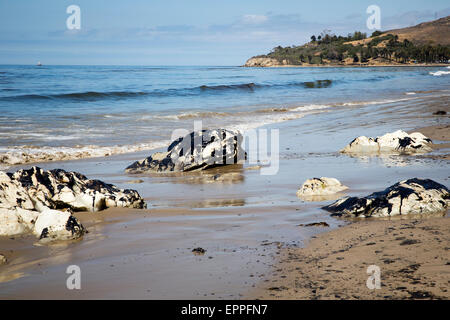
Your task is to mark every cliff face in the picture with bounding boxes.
[244,57,290,67]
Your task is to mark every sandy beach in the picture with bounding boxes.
[0,88,448,299]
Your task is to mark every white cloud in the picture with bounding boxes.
[240,14,268,25]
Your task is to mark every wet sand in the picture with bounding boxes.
[414,124,450,160]
[0,204,340,299]
[0,92,449,299]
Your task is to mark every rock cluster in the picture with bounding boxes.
[297,177,348,198]
[341,130,433,154]
[0,166,146,240]
[126,129,246,174]
[323,178,449,218]
[11,167,146,212]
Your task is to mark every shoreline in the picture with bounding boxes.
[242,63,450,68]
[1,87,448,170]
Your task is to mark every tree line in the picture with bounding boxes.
[265,31,449,65]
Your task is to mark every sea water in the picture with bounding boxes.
[0,65,449,166]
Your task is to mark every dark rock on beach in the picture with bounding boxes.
[298,222,330,227]
[0,166,146,240]
[192,247,206,255]
[33,209,86,241]
[126,129,246,173]
[322,178,449,218]
[10,166,146,212]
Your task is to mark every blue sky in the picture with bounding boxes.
[0,0,449,65]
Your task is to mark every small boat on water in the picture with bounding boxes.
[37,61,42,66]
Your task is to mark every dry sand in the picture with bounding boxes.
[250,215,449,300]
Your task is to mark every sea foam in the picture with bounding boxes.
[429,70,450,76]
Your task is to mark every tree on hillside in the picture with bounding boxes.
[261,26,449,66]
[371,30,383,37]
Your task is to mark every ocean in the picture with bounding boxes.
[0,65,449,167]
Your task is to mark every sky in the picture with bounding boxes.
[0,0,449,65]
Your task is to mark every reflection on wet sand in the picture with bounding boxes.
[128,164,246,185]
[0,237,83,284]
[179,198,246,209]
[337,210,447,222]
[297,193,346,202]
[0,272,26,284]
[344,152,436,167]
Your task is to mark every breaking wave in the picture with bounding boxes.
[430,67,450,76]
[0,95,423,168]
[0,141,169,169]
[0,91,149,102]
[0,80,335,103]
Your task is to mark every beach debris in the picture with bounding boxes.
[399,239,421,246]
[408,291,435,299]
[322,178,449,218]
[126,129,246,173]
[0,166,146,239]
[297,177,348,198]
[192,247,206,255]
[298,222,330,227]
[341,130,433,154]
[433,110,447,115]
[267,286,288,291]
[0,254,6,265]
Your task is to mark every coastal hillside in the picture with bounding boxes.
[244,16,450,67]
[385,15,450,46]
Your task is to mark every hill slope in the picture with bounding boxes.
[386,16,450,46]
